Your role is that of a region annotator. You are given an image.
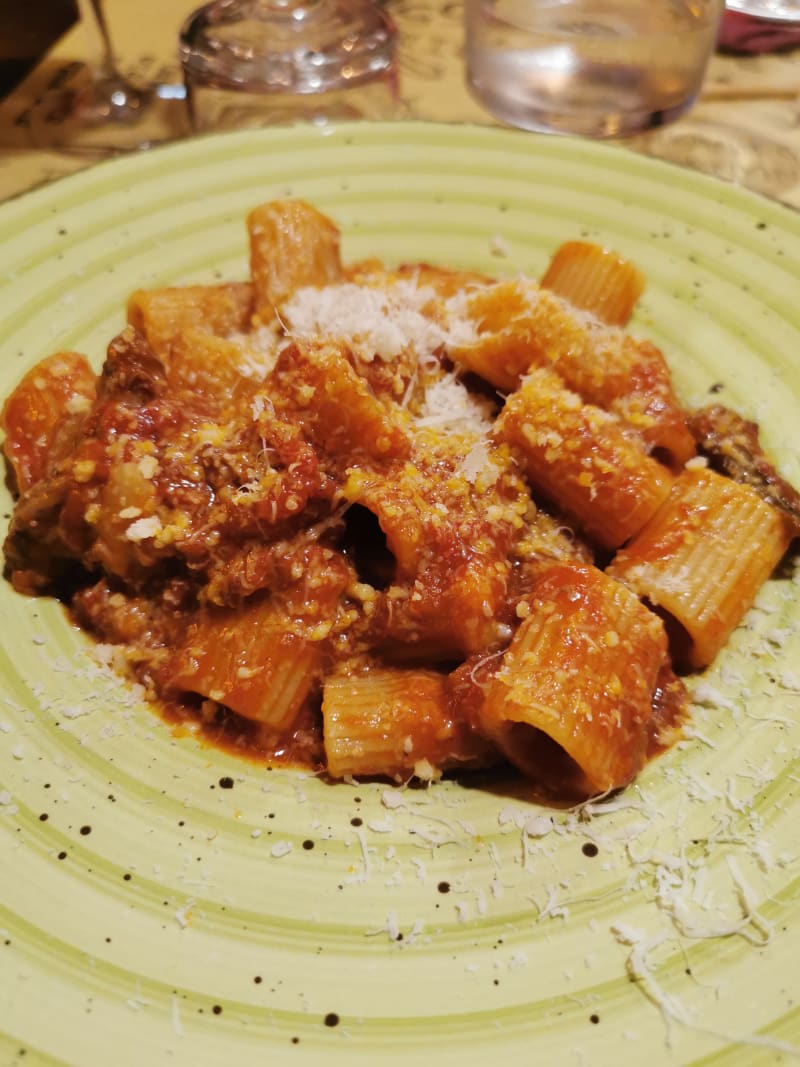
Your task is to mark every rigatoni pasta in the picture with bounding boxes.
[479,562,669,796]
[607,467,794,668]
[540,240,645,326]
[446,278,696,466]
[168,595,323,732]
[248,199,342,317]
[127,282,255,360]
[323,668,496,781]
[2,197,797,800]
[494,366,674,550]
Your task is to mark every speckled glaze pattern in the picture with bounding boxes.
[0,123,799,1067]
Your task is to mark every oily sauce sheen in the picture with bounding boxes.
[3,200,794,799]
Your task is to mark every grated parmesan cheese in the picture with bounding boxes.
[124,515,162,542]
[283,280,476,363]
[691,681,736,711]
[414,372,495,440]
[779,669,800,692]
[228,323,282,379]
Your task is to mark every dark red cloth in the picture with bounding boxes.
[718,10,800,53]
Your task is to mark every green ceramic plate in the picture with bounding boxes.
[1,123,799,1067]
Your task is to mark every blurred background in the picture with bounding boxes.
[1,0,799,207]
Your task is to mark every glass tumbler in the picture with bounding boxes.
[724,0,800,19]
[180,0,399,131]
[464,0,726,138]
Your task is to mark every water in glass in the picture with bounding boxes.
[465,0,725,137]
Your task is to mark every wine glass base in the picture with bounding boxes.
[27,64,188,155]
[71,75,152,126]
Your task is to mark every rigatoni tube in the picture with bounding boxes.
[323,667,496,781]
[607,467,793,668]
[495,367,673,550]
[480,562,669,796]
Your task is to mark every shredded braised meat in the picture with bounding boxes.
[689,404,800,536]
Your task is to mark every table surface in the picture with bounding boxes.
[0,0,799,209]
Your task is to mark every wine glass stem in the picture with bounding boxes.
[79,0,123,81]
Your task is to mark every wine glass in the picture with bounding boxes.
[28,0,186,154]
[180,0,400,131]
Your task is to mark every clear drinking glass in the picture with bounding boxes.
[724,0,800,20]
[464,0,726,138]
[180,0,399,131]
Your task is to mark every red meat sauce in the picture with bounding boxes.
[2,325,689,797]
